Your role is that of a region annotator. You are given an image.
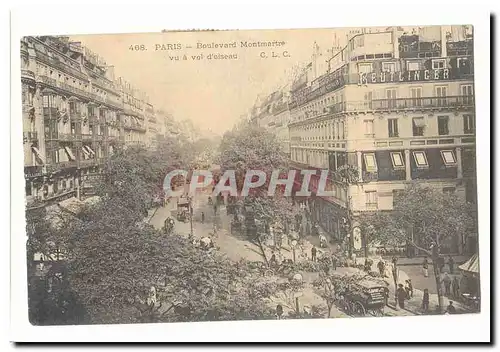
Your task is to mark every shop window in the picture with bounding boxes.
[390,152,405,169]
[443,187,456,195]
[413,151,429,168]
[441,150,457,166]
[363,153,378,172]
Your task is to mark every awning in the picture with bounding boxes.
[458,253,479,274]
[81,146,90,158]
[64,146,75,161]
[31,146,45,164]
[413,117,426,128]
[85,145,96,156]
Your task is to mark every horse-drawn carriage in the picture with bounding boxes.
[337,278,388,317]
[176,198,191,222]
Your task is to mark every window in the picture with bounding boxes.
[441,150,457,166]
[443,187,456,195]
[463,114,475,134]
[364,153,378,172]
[390,152,405,169]
[432,59,446,69]
[42,95,54,107]
[365,191,378,209]
[386,88,397,109]
[461,84,474,105]
[438,116,449,135]
[407,61,420,71]
[435,86,447,106]
[382,62,396,72]
[413,151,429,168]
[412,117,425,136]
[339,122,344,139]
[410,87,422,107]
[358,63,373,74]
[364,120,374,137]
[388,118,399,137]
[457,57,471,74]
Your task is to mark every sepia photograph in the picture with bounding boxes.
[12,16,488,342]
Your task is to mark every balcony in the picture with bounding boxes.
[95,134,104,141]
[348,96,475,112]
[43,107,59,117]
[46,161,77,173]
[70,111,82,122]
[82,134,93,141]
[79,159,96,167]
[39,75,57,87]
[21,69,35,81]
[57,81,91,100]
[24,165,43,177]
[59,133,79,142]
[23,131,38,143]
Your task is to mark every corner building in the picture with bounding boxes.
[288,27,476,256]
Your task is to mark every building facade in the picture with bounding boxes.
[286,26,476,256]
[21,35,174,211]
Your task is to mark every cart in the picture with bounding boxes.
[176,198,191,222]
[337,278,387,317]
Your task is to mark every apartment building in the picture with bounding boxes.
[21,36,166,211]
[251,89,292,156]
[287,26,476,256]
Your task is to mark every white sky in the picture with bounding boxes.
[70,26,438,135]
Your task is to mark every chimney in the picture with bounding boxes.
[392,27,399,59]
[440,26,447,58]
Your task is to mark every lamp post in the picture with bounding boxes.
[189,199,194,237]
[291,239,298,263]
[292,273,303,314]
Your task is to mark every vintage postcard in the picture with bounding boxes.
[17,24,481,331]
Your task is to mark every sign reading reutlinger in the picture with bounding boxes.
[358,68,451,85]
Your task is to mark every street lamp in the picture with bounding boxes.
[292,273,303,314]
[189,200,194,237]
[291,239,298,263]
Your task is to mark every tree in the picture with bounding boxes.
[66,198,276,323]
[358,184,477,311]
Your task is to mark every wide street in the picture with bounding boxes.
[145,190,427,318]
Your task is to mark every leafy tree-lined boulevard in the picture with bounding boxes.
[27,123,479,325]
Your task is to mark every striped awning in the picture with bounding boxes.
[31,146,45,164]
[458,253,479,274]
[64,146,75,161]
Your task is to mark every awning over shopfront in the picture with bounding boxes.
[64,146,75,161]
[81,146,90,158]
[459,253,479,274]
[85,145,96,156]
[31,146,45,164]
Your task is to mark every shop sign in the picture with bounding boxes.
[358,69,451,85]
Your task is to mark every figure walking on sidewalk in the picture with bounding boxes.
[311,246,317,262]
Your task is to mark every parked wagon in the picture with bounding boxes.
[337,278,388,317]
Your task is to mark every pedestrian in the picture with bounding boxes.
[422,288,430,312]
[383,285,389,306]
[377,260,385,277]
[201,212,205,224]
[423,256,429,278]
[448,255,455,274]
[405,279,413,299]
[438,256,446,273]
[396,284,407,309]
[276,304,283,320]
[452,276,460,298]
[392,256,398,268]
[331,255,338,271]
[311,246,317,262]
[443,272,452,296]
[445,301,456,314]
[352,252,357,266]
[269,254,278,269]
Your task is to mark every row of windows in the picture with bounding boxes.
[290,120,345,141]
[365,186,458,209]
[374,84,473,101]
[363,149,457,173]
[362,114,475,138]
[358,57,471,74]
